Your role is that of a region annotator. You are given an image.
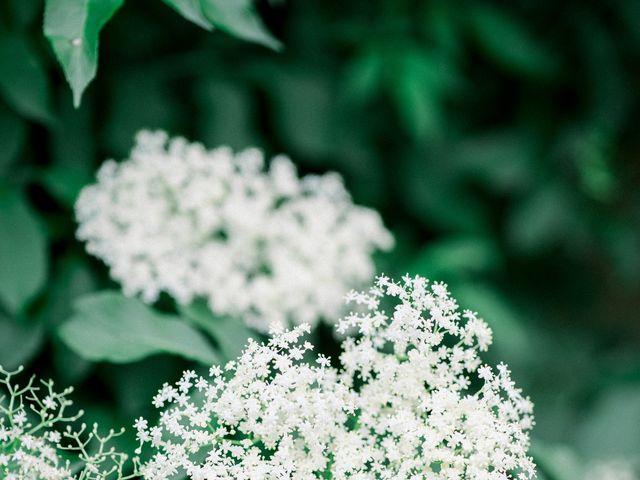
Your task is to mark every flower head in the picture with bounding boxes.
[336,275,536,479]
[76,131,393,331]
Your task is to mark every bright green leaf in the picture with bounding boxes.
[201,0,282,51]
[0,187,48,314]
[44,0,124,107]
[179,299,257,361]
[59,291,220,364]
[0,34,53,123]
[161,0,214,30]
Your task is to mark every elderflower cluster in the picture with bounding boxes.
[136,275,536,480]
[337,275,536,479]
[75,130,393,331]
[135,324,356,479]
[0,366,137,480]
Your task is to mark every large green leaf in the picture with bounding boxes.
[44,0,124,107]
[0,187,48,314]
[59,291,221,364]
[201,0,282,51]
[0,34,53,123]
[179,299,257,361]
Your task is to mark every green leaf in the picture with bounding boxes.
[201,0,282,51]
[407,236,502,281]
[195,78,257,150]
[0,314,45,370]
[44,0,124,107]
[467,5,556,77]
[507,183,583,254]
[575,385,640,461]
[179,299,257,361]
[270,70,336,159]
[161,0,214,30]
[0,186,48,314]
[0,34,53,123]
[39,165,93,207]
[453,282,535,364]
[530,441,583,480]
[59,291,220,364]
[0,106,26,175]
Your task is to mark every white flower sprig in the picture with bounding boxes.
[76,131,393,331]
[136,275,536,480]
[0,365,138,480]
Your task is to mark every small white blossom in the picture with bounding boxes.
[75,130,393,331]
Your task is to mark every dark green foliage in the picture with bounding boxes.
[0,0,638,476]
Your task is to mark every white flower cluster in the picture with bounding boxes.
[136,275,536,480]
[75,131,393,331]
[135,324,356,479]
[337,275,536,479]
[0,366,137,480]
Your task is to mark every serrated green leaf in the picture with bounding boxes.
[59,291,220,364]
[0,186,48,314]
[161,0,214,30]
[44,0,124,107]
[201,0,282,51]
[0,34,53,123]
[179,299,257,361]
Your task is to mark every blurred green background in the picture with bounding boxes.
[0,0,639,478]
